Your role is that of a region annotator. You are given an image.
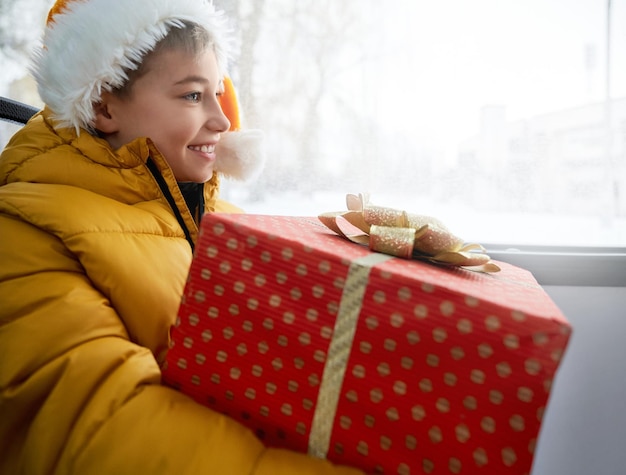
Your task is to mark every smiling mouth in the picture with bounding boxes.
[188,144,216,153]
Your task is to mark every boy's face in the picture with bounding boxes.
[97,48,230,183]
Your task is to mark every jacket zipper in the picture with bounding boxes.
[146,157,195,252]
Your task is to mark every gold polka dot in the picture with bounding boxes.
[296,263,308,276]
[433,328,447,343]
[510,414,526,432]
[254,274,267,287]
[470,369,486,384]
[272,358,283,371]
[386,407,400,421]
[210,373,220,384]
[377,362,391,377]
[384,339,397,351]
[312,284,325,298]
[360,341,373,354]
[401,356,414,370]
[473,448,488,467]
[327,301,339,315]
[413,304,428,319]
[481,416,496,433]
[340,415,352,430]
[525,358,542,375]
[411,405,426,421]
[390,312,404,328]
[233,281,245,294]
[398,463,410,475]
[223,327,234,340]
[242,320,253,332]
[230,367,241,380]
[219,261,231,274]
[293,357,305,369]
[212,223,226,235]
[263,318,274,330]
[406,330,420,345]
[465,295,480,307]
[478,343,494,358]
[313,260,330,275]
[544,379,553,393]
[463,396,478,411]
[370,388,384,403]
[511,310,526,322]
[333,277,345,290]
[485,315,501,331]
[257,341,269,354]
[177,358,187,370]
[502,447,517,467]
[365,316,379,330]
[357,441,369,456]
[364,414,376,428]
[320,326,333,339]
[296,422,307,435]
[537,406,545,421]
[436,398,450,413]
[191,375,200,386]
[379,436,392,451]
[313,350,326,363]
[529,438,537,454]
[206,244,219,257]
[419,379,433,393]
[496,361,512,378]
[457,318,472,334]
[422,282,435,293]
[188,314,199,326]
[266,382,277,395]
[440,300,455,316]
[288,380,299,392]
[228,304,239,316]
[455,424,470,443]
[201,330,212,343]
[195,353,206,365]
[352,365,366,378]
[450,346,465,360]
[393,381,407,396]
[489,389,504,405]
[302,398,314,411]
[504,334,520,350]
[345,390,358,403]
[194,290,206,303]
[183,337,193,349]
[269,295,282,307]
[208,307,219,319]
[406,435,417,450]
[252,365,263,377]
[309,373,321,387]
[422,458,434,474]
[216,351,228,363]
[201,268,211,280]
[241,258,253,271]
[298,332,311,346]
[260,251,271,263]
[306,308,319,322]
[444,372,458,386]
[373,290,386,304]
[449,457,462,474]
[426,354,440,367]
[259,405,269,417]
[398,287,412,301]
[247,299,259,311]
[281,403,293,416]
[518,386,534,403]
[275,271,287,284]
[246,234,258,247]
[428,426,443,444]
[551,348,565,363]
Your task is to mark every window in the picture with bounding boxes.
[2,0,625,285]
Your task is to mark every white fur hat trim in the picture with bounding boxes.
[31,0,231,133]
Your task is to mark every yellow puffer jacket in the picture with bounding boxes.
[0,110,362,475]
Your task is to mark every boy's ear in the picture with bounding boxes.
[93,93,118,133]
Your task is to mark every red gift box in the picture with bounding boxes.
[163,214,571,475]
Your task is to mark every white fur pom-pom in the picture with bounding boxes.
[214,129,266,181]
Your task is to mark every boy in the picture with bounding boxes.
[0,0,361,473]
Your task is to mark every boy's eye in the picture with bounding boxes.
[184,92,202,102]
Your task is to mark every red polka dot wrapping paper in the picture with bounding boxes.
[162,214,571,475]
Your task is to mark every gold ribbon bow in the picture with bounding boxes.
[318,193,500,273]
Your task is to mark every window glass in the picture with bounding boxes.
[2,0,625,247]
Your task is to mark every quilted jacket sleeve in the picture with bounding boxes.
[0,205,362,475]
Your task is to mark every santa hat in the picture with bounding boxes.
[32,0,264,181]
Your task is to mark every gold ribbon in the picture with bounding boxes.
[319,193,500,273]
[308,252,393,459]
